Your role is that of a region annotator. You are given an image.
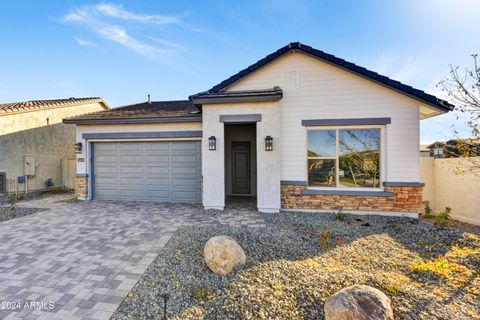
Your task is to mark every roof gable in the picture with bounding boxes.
[205,42,453,113]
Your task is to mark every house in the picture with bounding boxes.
[64,43,453,217]
[420,144,431,158]
[0,98,108,194]
[427,138,480,158]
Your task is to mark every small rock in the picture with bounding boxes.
[324,285,393,320]
[204,235,246,275]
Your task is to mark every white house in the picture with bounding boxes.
[64,43,452,217]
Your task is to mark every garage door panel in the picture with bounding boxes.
[145,155,170,163]
[94,141,201,202]
[173,155,197,163]
[145,178,170,186]
[145,166,170,174]
[173,191,200,201]
[173,177,198,185]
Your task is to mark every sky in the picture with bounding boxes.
[0,0,478,143]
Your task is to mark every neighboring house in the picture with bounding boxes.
[427,138,480,158]
[420,144,431,158]
[64,42,453,217]
[0,98,108,194]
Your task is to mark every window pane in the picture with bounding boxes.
[307,130,336,157]
[339,129,380,188]
[308,159,336,187]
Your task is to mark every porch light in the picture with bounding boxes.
[208,136,217,151]
[265,135,273,151]
[74,142,83,154]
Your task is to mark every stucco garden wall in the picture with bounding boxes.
[421,157,480,225]
[0,102,105,192]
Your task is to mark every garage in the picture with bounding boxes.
[92,141,201,202]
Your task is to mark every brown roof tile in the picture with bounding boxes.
[0,97,107,115]
[63,100,202,124]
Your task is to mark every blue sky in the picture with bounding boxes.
[0,0,478,143]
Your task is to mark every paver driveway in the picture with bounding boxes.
[0,195,265,320]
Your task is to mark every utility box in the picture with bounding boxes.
[24,156,36,176]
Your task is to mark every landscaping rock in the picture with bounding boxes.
[324,285,393,320]
[204,235,246,274]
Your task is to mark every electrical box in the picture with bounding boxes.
[24,156,36,176]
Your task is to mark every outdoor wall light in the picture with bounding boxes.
[265,135,273,151]
[74,142,83,154]
[208,136,217,151]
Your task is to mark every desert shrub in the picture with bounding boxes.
[435,207,452,226]
[423,201,433,218]
[7,195,17,211]
[320,229,331,248]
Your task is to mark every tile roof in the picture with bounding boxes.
[63,100,202,124]
[0,97,107,115]
[206,42,454,113]
[189,87,283,104]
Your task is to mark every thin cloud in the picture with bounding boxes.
[63,3,182,61]
[74,37,96,47]
[97,25,172,60]
[94,3,180,24]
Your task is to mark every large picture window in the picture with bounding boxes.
[307,128,381,189]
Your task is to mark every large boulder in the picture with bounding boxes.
[204,235,246,275]
[324,285,393,320]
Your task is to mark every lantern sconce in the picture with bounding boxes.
[74,142,83,154]
[265,135,273,151]
[208,136,217,151]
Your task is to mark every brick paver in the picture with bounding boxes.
[0,195,265,319]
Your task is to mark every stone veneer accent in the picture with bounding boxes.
[75,175,88,199]
[281,184,423,213]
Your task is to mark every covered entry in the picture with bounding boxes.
[92,141,201,202]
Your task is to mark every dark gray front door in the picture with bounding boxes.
[93,141,201,202]
[232,142,251,194]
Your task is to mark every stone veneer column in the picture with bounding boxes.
[74,175,88,200]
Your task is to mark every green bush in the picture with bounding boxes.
[423,201,433,218]
[7,195,17,211]
[435,207,452,222]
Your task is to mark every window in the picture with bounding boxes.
[307,128,381,189]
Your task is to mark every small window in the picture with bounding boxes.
[307,128,381,188]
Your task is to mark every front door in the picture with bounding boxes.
[232,142,251,194]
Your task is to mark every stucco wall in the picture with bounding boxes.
[201,102,280,212]
[227,52,423,183]
[421,157,480,225]
[0,102,105,192]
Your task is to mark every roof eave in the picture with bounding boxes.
[63,116,202,125]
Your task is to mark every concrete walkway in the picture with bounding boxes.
[0,195,265,320]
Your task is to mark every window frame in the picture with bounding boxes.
[306,125,385,191]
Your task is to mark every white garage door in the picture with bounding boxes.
[93,141,201,202]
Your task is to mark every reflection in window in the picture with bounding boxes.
[308,159,336,187]
[339,129,380,188]
[307,128,381,188]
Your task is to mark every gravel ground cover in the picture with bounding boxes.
[112,212,480,320]
[0,206,47,222]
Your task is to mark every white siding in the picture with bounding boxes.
[227,52,421,182]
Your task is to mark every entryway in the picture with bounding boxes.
[224,123,257,200]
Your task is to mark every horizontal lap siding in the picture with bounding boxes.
[227,52,420,182]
